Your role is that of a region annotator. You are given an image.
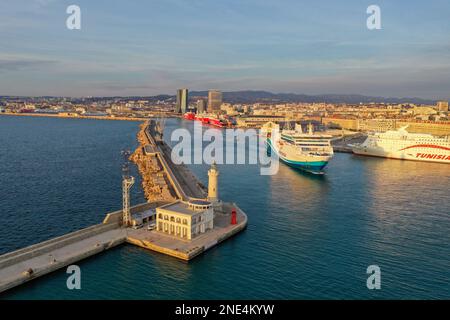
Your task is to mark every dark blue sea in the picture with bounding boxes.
[0,116,449,299]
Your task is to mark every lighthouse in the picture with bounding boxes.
[208,161,219,202]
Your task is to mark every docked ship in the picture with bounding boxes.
[183,112,232,128]
[183,112,196,121]
[262,122,334,174]
[350,126,450,163]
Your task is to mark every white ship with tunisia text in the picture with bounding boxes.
[350,126,450,164]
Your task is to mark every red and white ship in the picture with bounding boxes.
[183,112,232,128]
[350,126,450,164]
[183,112,196,120]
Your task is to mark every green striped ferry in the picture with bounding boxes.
[262,122,334,174]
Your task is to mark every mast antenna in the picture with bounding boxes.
[121,150,134,226]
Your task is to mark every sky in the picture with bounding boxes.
[1,0,450,99]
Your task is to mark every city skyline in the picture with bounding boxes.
[1,0,450,99]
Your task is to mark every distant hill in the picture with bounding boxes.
[0,91,437,105]
[188,90,436,105]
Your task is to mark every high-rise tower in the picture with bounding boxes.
[176,88,189,114]
[197,98,207,113]
[437,101,449,112]
[208,90,222,112]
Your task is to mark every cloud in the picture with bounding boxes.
[0,58,57,73]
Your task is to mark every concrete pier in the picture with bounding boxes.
[0,120,248,294]
[0,222,125,293]
[127,120,247,260]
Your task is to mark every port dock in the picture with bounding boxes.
[0,120,247,294]
[331,132,366,153]
[127,202,247,261]
[126,120,247,260]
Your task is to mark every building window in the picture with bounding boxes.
[183,219,187,225]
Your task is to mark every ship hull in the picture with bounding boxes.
[183,113,232,128]
[267,139,330,174]
[281,158,329,173]
[351,146,450,164]
[183,112,196,120]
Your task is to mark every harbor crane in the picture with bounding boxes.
[121,150,134,227]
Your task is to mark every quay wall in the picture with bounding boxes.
[0,235,125,294]
[126,237,191,260]
[0,202,164,294]
[144,124,189,200]
[0,222,119,270]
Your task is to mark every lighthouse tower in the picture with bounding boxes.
[208,161,219,202]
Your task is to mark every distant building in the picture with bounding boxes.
[437,101,449,112]
[75,107,86,114]
[322,117,450,135]
[208,90,222,112]
[242,105,252,114]
[176,88,188,114]
[111,105,131,113]
[411,106,437,116]
[357,119,396,132]
[196,98,207,113]
[236,115,285,128]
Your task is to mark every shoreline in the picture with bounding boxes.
[0,112,176,122]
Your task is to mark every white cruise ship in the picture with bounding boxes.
[350,126,450,164]
[262,122,334,174]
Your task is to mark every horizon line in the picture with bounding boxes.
[0,90,444,103]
